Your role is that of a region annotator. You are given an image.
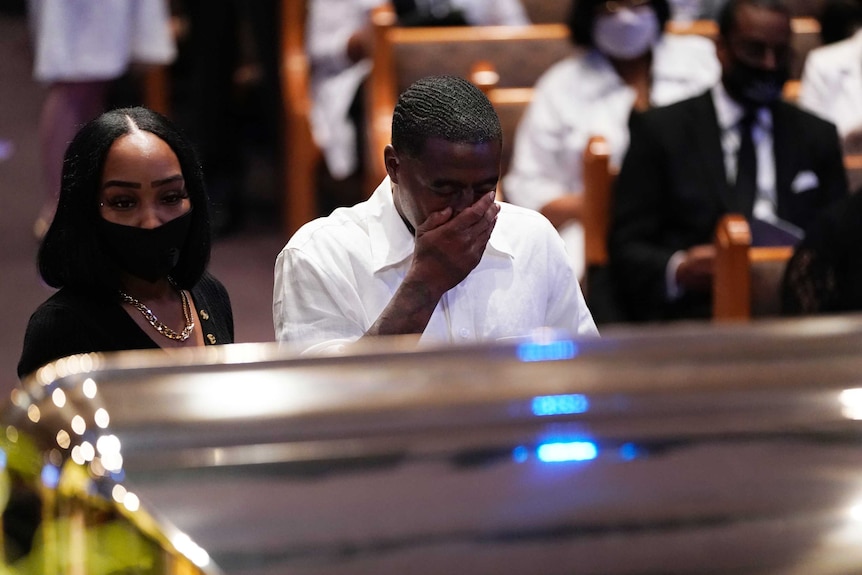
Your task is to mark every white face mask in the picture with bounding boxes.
[593,5,660,61]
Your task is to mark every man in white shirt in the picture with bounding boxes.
[274,75,597,353]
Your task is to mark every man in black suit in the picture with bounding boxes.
[608,0,848,322]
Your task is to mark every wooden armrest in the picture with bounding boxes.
[583,136,614,268]
[713,214,794,321]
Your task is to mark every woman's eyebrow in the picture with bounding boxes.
[152,175,184,187]
[102,180,141,190]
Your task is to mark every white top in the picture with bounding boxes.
[799,28,862,140]
[503,34,720,212]
[273,178,598,354]
[28,0,176,82]
[307,0,530,179]
[450,0,529,27]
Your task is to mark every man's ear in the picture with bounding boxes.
[384,145,400,184]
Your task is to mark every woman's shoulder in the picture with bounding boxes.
[18,288,114,380]
[805,30,862,73]
[534,49,599,89]
[655,33,719,67]
[657,32,716,52]
[28,288,104,321]
[192,273,232,308]
[652,33,721,92]
[191,272,235,343]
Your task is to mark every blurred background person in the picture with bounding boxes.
[18,107,234,380]
[503,0,719,284]
[782,191,862,314]
[609,0,847,322]
[798,8,862,148]
[27,0,175,239]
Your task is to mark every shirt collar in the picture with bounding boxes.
[369,178,514,273]
[711,82,772,132]
[369,177,415,273]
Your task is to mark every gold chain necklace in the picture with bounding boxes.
[119,280,195,342]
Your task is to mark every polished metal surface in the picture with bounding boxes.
[8,316,862,574]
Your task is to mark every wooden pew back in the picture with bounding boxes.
[280,0,320,237]
[583,135,616,269]
[520,0,571,23]
[713,214,795,321]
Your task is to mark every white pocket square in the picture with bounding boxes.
[791,170,819,193]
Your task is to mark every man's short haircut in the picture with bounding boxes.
[718,0,791,39]
[391,75,502,158]
[38,107,211,295]
[568,0,671,49]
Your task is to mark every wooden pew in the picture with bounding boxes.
[520,0,571,23]
[280,0,320,237]
[845,153,862,194]
[713,214,795,321]
[142,67,171,117]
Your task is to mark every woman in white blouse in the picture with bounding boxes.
[799,28,862,146]
[503,0,719,278]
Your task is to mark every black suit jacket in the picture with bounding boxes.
[609,90,848,322]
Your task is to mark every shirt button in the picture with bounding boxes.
[200,310,210,320]
[207,334,216,344]
[459,328,470,338]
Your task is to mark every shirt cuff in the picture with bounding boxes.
[666,250,687,301]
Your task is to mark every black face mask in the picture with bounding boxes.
[723,59,789,108]
[98,209,193,283]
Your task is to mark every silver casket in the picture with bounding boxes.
[5,316,862,574]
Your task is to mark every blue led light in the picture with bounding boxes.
[619,443,639,461]
[41,464,60,488]
[0,448,6,469]
[536,441,598,463]
[512,446,529,463]
[531,394,589,416]
[517,340,578,362]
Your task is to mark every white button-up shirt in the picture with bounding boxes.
[273,178,598,353]
[799,28,862,140]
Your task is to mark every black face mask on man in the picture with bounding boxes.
[98,208,193,283]
[723,58,789,108]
